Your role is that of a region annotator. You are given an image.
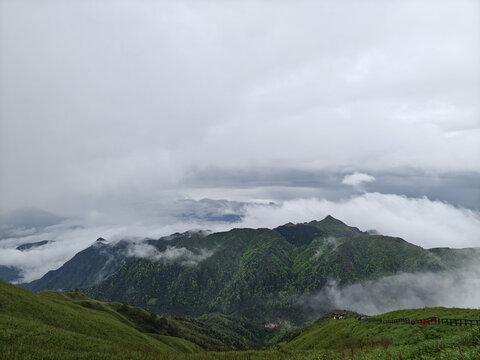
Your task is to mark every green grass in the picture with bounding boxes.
[0,280,209,359]
[2,280,480,359]
[281,308,480,359]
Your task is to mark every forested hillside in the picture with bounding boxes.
[75,216,477,323]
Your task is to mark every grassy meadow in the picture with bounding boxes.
[1,280,479,359]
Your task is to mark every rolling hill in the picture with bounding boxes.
[280,307,480,359]
[2,280,479,360]
[0,280,275,359]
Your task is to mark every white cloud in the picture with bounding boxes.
[239,193,480,249]
[342,172,376,190]
[304,261,480,316]
[0,213,228,282]
[127,243,214,265]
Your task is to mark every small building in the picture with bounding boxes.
[332,310,347,320]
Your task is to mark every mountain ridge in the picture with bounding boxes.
[21,216,480,324]
[82,216,478,323]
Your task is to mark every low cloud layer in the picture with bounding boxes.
[1,190,479,283]
[239,193,480,249]
[0,217,223,283]
[127,243,214,266]
[302,261,480,316]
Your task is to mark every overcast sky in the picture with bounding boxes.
[1,0,479,262]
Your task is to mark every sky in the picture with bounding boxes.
[0,0,479,280]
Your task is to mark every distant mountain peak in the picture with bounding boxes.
[307,216,364,238]
[16,240,51,251]
[320,215,344,224]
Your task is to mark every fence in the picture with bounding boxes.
[363,316,480,327]
[437,318,480,326]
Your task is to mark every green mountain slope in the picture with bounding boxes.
[24,238,130,292]
[0,281,199,359]
[83,228,304,320]
[22,216,479,328]
[3,280,479,360]
[82,216,478,324]
[0,281,270,359]
[281,307,480,359]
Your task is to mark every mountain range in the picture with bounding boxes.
[22,216,479,324]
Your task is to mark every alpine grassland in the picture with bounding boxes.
[2,280,480,359]
[0,281,202,359]
[281,308,480,360]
